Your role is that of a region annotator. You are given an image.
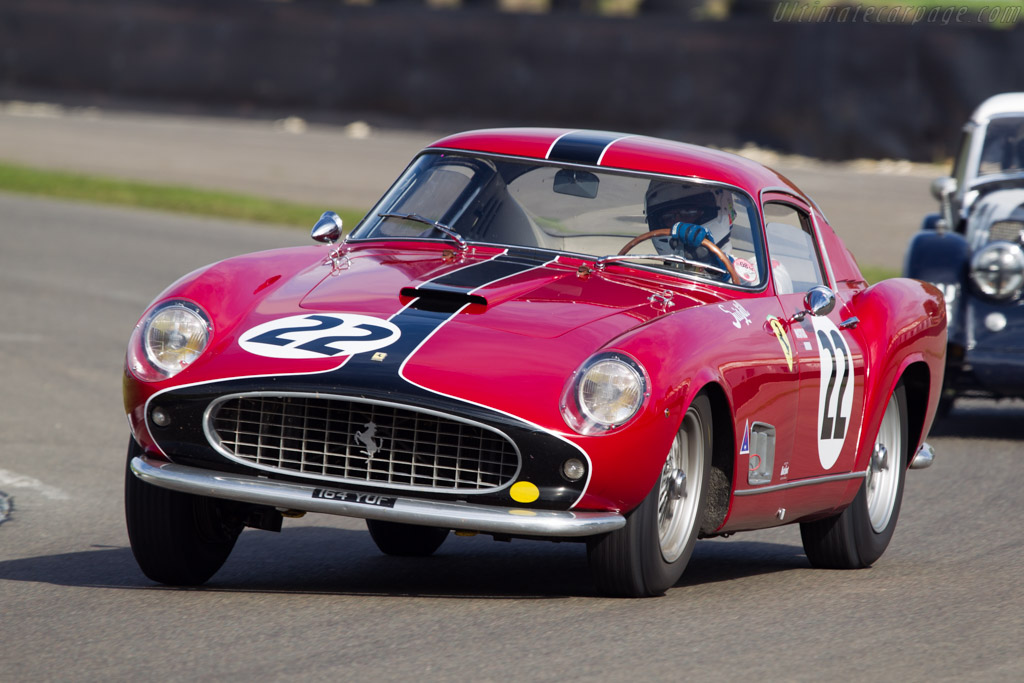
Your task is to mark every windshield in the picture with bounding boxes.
[978,116,1024,176]
[350,152,767,288]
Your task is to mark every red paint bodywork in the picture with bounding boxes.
[124,129,946,534]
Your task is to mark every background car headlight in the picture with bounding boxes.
[128,301,212,381]
[970,241,1024,300]
[562,353,648,434]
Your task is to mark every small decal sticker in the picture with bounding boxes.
[780,462,790,478]
[804,341,813,351]
[794,327,808,339]
[719,301,752,329]
[812,315,856,470]
[239,313,401,359]
[739,420,750,455]
[766,315,794,371]
[733,258,758,283]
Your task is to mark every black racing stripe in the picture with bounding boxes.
[340,252,548,378]
[547,131,625,165]
[430,252,549,290]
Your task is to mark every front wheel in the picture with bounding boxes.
[587,395,712,597]
[800,382,908,569]
[124,439,244,585]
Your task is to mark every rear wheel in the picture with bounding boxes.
[800,382,908,568]
[366,520,449,557]
[124,439,243,585]
[587,395,712,597]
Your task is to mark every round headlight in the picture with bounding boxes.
[970,241,1024,300]
[562,353,648,434]
[128,301,211,381]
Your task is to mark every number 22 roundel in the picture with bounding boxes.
[239,313,400,360]
[811,315,857,470]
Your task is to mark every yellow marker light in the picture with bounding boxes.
[510,481,540,504]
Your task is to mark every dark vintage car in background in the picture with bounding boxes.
[124,128,944,597]
[905,93,1024,415]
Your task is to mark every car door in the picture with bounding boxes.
[762,195,867,489]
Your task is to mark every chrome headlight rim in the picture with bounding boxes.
[128,300,213,382]
[561,352,649,435]
[970,240,1024,301]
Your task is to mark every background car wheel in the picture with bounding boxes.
[124,439,244,585]
[587,394,712,598]
[366,520,449,557]
[800,382,909,569]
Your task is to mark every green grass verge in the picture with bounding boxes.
[0,161,366,230]
[860,265,901,285]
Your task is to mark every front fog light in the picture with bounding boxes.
[562,458,586,481]
[151,407,171,427]
[970,242,1024,300]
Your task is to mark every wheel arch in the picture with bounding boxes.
[693,381,734,535]
[897,360,933,464]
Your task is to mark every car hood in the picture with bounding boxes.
[295,245,719,340]
[136,244,736,441]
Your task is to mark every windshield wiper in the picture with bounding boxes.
[594,253,727,275]
[377,212,467,251]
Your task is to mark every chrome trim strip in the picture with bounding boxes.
[910,442,935,470]
[130,456,624,537]
[201,391,523,495]
[733,470,866,496]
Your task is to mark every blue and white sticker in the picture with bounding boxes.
[812,315,855,470]
[239,313,401,359]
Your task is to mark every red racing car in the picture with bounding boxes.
[123,128,944,597]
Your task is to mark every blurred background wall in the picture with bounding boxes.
[1,0,1022,161]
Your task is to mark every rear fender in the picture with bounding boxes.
[847,279,946,477]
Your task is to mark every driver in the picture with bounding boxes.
[644,180,737,278]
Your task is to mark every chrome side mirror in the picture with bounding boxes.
[311,211,344,244]
[791,286,835,323]
[930,176,956,201]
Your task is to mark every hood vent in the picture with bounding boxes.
[400,284,488,312]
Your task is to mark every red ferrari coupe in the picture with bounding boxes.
[123,129,944,597]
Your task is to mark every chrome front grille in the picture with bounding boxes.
[989,220,1024,244]
[207,394,520,492]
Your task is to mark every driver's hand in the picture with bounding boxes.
[671,222,710,250]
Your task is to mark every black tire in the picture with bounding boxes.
[587,395,713,597]
[800,382,909,569]
[366,519,448,557]
[124,439,243,585]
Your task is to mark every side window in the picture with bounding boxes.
[763,202,826,295]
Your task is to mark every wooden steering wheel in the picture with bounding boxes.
[618,229,742,285]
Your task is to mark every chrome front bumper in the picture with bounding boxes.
[130,456,625,538]
[910,442,935,470]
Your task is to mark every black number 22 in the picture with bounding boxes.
[249,315,393,356]
[818,329,850,440]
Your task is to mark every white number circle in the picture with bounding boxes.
[812,315,854,470]
[239,313,400,359]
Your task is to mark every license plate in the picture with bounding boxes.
[312,488,397,508]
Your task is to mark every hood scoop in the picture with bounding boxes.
[400,284,488,312]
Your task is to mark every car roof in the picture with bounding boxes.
[428,128,806,200]
[971,93,1024,124]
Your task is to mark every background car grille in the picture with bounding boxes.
[209,395,519,492]
[989,220,1024,244]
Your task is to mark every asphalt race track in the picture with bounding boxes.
[1,111,1022,681]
